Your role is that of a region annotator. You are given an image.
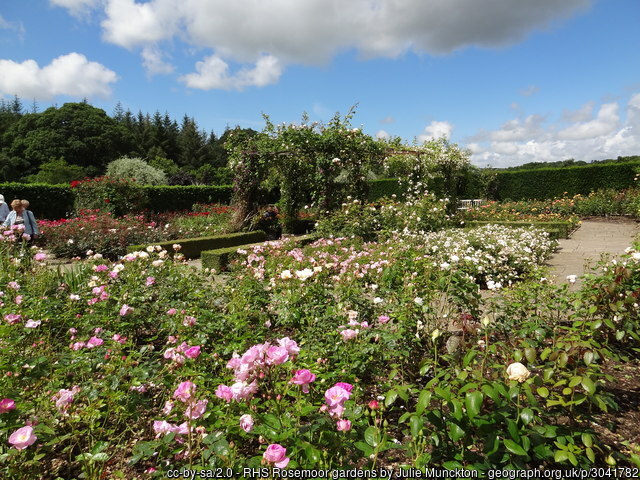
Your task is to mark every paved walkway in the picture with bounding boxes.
[547,218,639,284]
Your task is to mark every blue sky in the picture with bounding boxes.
[1,0,639,167]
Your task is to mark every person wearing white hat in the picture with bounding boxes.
[0,195,10,223]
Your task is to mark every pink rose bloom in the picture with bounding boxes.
[166,308,177,315]
[109,271,118,279]
[162,400,174,415]
[183,316,197,327]
[184,346,201,359]
[14,295,23,305]
[86,336,104,348]
[290,369,316,393]
[325,385,351,408]
[119,304,134,316]
[153,420,172,437]
[334,382,353,393]
[336,419,352,431]
[215,384,233,403]
[277,337,300,356]
[70,341,86,350]
[112,334,127,344]
[8,281,20,291]
[4,313,21,325]
[34,253,47,262]
[68,328,77,335]
[185,399,208,420]
[8,426,37,450]
[176,342,190,353]
[52,386,80,411]
[163,347,177,359]
[0,398,16,413]
[377,315,390,324]
[169,422,190,436]
[145,276,156,286]
[93,264,108,272]
[266,346,289,366]
[263,444,290,468]
[25,319,41,329]
[340,329,358,341]
[173,381,196,403]
[327,403,345,418]
[231,380,258,401]
[239,414,254,432]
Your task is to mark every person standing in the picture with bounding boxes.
[0,195,10,222]
[3,199,40,240]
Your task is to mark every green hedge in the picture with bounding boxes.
[0,183,74,219]
[127,230,266,259]
[144,185,233,212]
[464,220,574,239]
[368,178,404,201]
[201,234,315,271]
[495,161,640,200]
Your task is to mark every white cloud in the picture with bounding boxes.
[561,101,594,123]
[49,0,100,18]
[179,54,282,91]
[468,95,640,167]
[101,0,179,49]
[520,85,540,97]
[141,46,174,76]
[418,120,453,143]
[0,53,118,100]
[380,116,395,124]
[77,0,590,87]
[0,14,25,41]
[376,129,390,140]
[557,103,619,140]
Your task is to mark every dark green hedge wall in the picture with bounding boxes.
[495,161,640,200]
[0,183,75,219]
[144,185,233,212]
[0,183,235,219]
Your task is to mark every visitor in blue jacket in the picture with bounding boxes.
[3,199,40,239]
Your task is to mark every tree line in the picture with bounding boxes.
[0,96,256,185]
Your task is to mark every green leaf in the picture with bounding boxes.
[385,390,398,407]
[449,423,465,443]
[416,390,431,415]
[304,447,321,464]
[364,426,380,447]
[465,391,483,420]
[583,351,595,366]
[503,439,527,456]
[537,386,549,398]
[354,442,374,457]
[568,376,582,388]
[520,408,534,425]
[410,415,424,437]
[581,433,593,448]
[554,450,569,463]
[586,447,596,463]
[581,377,596,395]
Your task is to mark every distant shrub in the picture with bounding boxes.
[106,156,167,185]
[72,176,148,216]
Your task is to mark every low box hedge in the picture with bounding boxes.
[464,220,574,239]
[127,230,267,259]
[202,234,315,271]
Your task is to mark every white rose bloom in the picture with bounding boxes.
[280,270,293,280]
[507,362,531,383]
